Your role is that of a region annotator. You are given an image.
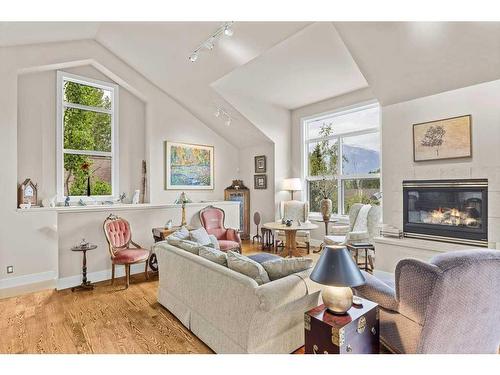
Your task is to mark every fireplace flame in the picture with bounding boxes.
[427,207,479,227]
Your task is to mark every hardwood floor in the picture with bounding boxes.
[0,240,270,354]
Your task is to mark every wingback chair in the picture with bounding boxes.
[276,200,311,254]
[354,249,500,353]
[199,206,242,252]
[324,203,381,246]
[103,214,151,288]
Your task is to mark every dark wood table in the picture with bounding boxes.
[71,243,97,292]
[303,297,379,354]
[347,243,375,272]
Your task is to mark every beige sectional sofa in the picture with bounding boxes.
[154,241,321,353]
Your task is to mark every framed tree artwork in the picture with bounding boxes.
[165,141,214,190]
[413,115,472,162]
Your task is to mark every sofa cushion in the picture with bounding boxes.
[166,226,190,246]
[190,227,211,246]
[227,251,270,285]
[261,257,314,281]
[177,240,201,255]
[199,246,228,266]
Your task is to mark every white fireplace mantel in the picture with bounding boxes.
[374,236,485,273]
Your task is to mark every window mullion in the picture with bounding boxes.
[63,101,112,115]
[63,149,113,157]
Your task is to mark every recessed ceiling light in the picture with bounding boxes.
[224,25,233,37]
[188,52,198,62]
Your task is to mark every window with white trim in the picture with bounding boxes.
[303,103,380,216]
[57,72,118,201]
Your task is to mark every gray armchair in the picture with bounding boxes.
[354,249,500,353]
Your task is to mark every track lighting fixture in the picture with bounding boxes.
[214,106,232,126]
[188,22,234,62]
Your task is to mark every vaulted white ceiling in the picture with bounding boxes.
[2,21,500,147]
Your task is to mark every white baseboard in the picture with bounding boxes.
[57,263,146,290]
[0,271,57,299]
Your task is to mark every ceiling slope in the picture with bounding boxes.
[95,22,310,147]
[334,22,500,105]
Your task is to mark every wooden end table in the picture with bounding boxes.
[71,243,97,292]
[304,297,379,354]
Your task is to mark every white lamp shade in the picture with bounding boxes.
[282,178,302,191]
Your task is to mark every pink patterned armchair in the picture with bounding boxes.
[200,206,242,253]
[103,214,151,288]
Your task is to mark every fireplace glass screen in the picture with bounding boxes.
[403,179,488,246]
[407,191,483,229]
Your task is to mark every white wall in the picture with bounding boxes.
[0,40,239,293]
[291,87,376,241]
[382,79,500,247]
[238,142,275,237]
[17,65,146,202]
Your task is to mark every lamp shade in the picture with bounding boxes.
[282,178,302,191]
[310,246,366,287]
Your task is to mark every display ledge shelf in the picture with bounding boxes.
[16,201,238,214]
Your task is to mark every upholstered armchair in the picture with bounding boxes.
[200,206,242,252]
[276,200,311,254]
[324,203,381,246]
[103,214,151,288]
[354,249,500,353]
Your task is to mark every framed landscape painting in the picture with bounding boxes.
[165,141,214,190]
[413,115,472,162]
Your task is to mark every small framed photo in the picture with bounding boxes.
[254,155,266,173]
[254,174,267,190]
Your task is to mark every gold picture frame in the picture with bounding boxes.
[165,141,214,190]
[413,115,472,162]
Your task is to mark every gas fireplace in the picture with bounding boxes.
[403,179,488,246]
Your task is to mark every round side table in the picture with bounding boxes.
[71,243,97,292]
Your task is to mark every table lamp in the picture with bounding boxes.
[282,178,302,200]
[310,246,366,314]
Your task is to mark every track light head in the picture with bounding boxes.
[215,109,221,117]
[224,25,233,37]
[189,52,198,62]
[204,37,215,50]
[225,119,232,126]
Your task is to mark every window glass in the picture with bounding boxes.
[342,132,380,175]
[342,178,380,214]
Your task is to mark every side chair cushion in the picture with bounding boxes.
[354,270,399,312]
[106,219,131,248]
[218,240,240,251]
[113,248,150,264]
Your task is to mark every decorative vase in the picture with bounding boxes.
[320,198,333,221]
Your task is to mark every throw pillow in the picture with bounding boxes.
[261,257,313,281]
[190,227,211,246]
[177,240,201,255]
[208,234,220,250]
[199,246,227,266]
[248,253,281,264]
[166,226,190,246]
[227,251,270,285]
